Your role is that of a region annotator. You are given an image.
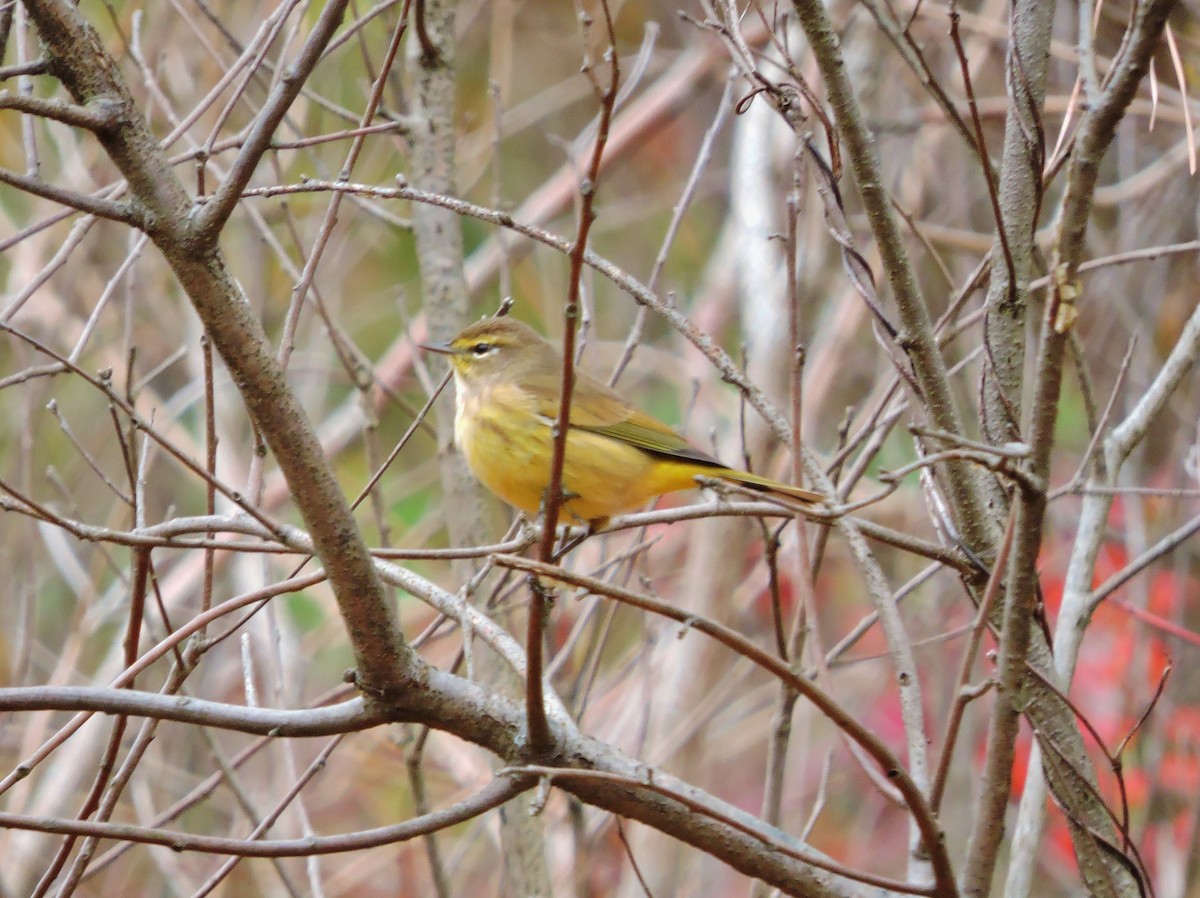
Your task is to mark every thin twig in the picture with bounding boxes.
[0,776,531,857]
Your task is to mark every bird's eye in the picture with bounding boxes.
[471,342,493,356]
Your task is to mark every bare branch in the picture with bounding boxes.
[788,0,993,553]
[0,89,117,130]
[0,688,383,736]
[21,0,413,693]
[0,167,141,224]
[0,776,529,857]
[492,554,958,898]
[192,0,353,237]
[971,2,1178,895]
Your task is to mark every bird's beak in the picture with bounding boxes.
[419,340,456,356]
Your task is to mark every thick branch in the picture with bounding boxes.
[978,0,1054,453]
[966,2,1177,895]
[325,665,882,898]
[1009,19,1196,891]
[5,664,890,898]
[22,0,413,692]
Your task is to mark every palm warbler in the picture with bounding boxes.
[422,318,822,528]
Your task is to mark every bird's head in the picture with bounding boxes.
[421,317,553,385]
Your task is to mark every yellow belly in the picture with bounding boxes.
[454,385,701,524]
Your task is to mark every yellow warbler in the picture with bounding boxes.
[423,318,821,528]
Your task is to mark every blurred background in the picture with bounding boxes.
[1,0,1199,895]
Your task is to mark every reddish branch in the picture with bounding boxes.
[528,0,621,758]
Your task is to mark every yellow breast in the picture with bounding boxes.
[454,379,548,516]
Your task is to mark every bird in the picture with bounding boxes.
[422,317,822,529]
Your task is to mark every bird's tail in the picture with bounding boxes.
[716,469,823,504]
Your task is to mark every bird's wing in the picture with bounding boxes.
[528,368,723,467]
